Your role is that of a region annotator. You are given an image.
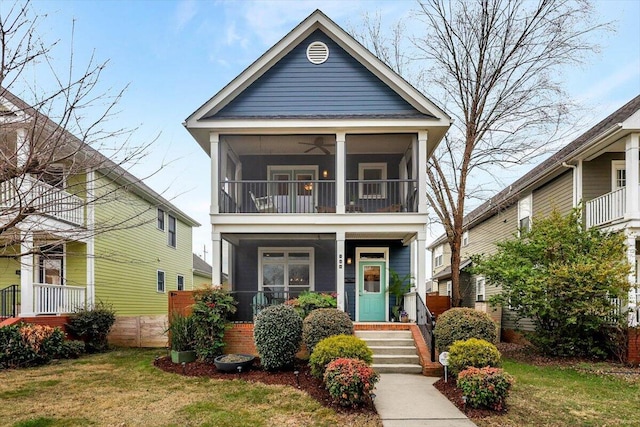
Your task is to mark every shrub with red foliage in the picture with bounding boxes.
[323,358,379,407]
[456,366,513,411]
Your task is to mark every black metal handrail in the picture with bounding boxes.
[416,293,436,362]
[0,284,19,319]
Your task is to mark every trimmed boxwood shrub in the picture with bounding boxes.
[434,308,497,352]
[303,308,354,352]
[309,334,372,378]
[324,358,379,407]
[254,304,303,370]
[448,338,501,376]
[457,366,513,411]
[66,302,116,353]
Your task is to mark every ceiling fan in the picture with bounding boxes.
[298,137,335,155]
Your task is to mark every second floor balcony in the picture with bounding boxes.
[219,178,418,214]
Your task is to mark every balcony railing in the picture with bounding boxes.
[0,176,84,226]
[219,179,417,214]
[33,284,86,315]
[585,187,626,228]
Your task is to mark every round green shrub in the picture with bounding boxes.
[66,302,116,353]
[309,334,372,378]
[254,304,303,370]
[457,366,513,411]
[324,358,379,407]
[434,308,497,352]
[303,308,354,353]
[448,338,501,376]
[56,340,86,359]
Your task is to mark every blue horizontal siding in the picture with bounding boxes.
[211,30,421,118]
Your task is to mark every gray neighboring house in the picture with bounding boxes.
[192,254,213,288]
[429,95,640,332]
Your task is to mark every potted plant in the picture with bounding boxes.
[387,270,414,321]
[167,312,196,363]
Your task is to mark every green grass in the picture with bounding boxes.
[476,359,640,426]
[0,349,380,427]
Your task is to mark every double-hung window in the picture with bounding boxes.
[177,274,184,291]
[434,244,444,268]
[358,163,387,199]
[462,230,469,247]
[157,270,165,293]
[157,208,165,231]
[259,248,314,298]
[476,277,486,301]
[518,195,532,234]
[168,215,176,247]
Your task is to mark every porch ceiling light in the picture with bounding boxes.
[322,170,328,179]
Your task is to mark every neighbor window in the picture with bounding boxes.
[462,230,469,247]
[358,163,387,199]
[41,164,65,189]
[434,244,444,268]
[168,215,176,247]
[476,277,486,301]
[518,195,532,234]
[612,160,626,190]
[157,208,165,230]
[157,270,165,293]
[177,274,184,291]
[446,281,452,297]
[259,248,314,298]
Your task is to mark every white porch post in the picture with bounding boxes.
[625,134,640,219]
[210,132,220,215]
[417,131,428,214]
[626,232,638,326]
[575,160,583,208]
[416,229,427,300]
[86,170,95,309]
[20,231,34,316]
[336,232,345,311]
[212,231,222,286]
[16,128,28,168]
[336,132,346,214]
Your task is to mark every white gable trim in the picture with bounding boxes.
[185,10,451,126]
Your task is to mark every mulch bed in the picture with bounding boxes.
[433,377,503,419]
[153,356,377,415]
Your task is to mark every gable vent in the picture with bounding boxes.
[306,41,329,65]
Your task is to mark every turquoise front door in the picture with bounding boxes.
[358,261,386,321]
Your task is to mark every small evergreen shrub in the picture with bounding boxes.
[434,308,497,352]
[56,340,86,359]
[285,292,337,318]
[67,302,116,353]
[0,324,33,368]
[254,304,303,370]
[324,358,379,407]
[457,366,514,411]
[309,334,372,378]
[448,338,501,376]
[191,287,237,362]
[0,323,66,368]
[303,308,353,352]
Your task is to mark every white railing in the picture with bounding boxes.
[0,176,84,226]
[585,187,626,228]
[33,284,86,315]
[404,291,417,322]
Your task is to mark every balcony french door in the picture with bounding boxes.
[268,166,317,213]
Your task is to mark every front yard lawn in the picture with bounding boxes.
[475,358,640,426]
[0,348,381,427]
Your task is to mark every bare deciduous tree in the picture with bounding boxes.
[1,1,158,259]
[354,0,607,306]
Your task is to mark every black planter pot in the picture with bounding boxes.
[214,354,255,373]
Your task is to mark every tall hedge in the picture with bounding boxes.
[254,304,302,370]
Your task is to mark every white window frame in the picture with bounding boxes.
[177,274,184,291]
[157,208,165,231]
[462,230,469,247]
[358,162,387,199]
[446,281,452,297]
[157,270,165,293]
[612,160,626,190]
[518,194,532,235]
[476,276,486,302]
[434,244,444,268]
[168,215,176,248]
[258,247,315,292]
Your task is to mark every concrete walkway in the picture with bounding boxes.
[374,374,476,427]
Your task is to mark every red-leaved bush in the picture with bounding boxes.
[457,366,514,411]
[323,357,379,407]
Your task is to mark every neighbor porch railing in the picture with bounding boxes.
[0,176,84,226]
[416,293,436,362]
[228,290,335,322]
[219,179,417,214]
[585,187,626,228]
[33,284,86,315]
[0,284,19,319]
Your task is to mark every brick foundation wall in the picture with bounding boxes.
[0,316,71,334]
[629,328,640,365]
[224,323,257,355]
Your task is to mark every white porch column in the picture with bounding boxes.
[417,131,428,214]
[211,231,222,286]
[86,170,95,308]
[16,128,28,168]
[416,228,427,300]
[20,231,34,316]
[625,134,640,219]
[210,133,220,215]
[336,232,345,311]
[575,160,583,208]
[335,132,346,214]
[626,232,638,326]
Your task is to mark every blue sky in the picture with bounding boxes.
[20,0,640,261]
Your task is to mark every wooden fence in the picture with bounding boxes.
[426,292,450,318]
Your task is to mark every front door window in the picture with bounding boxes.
[39,245,64,285]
